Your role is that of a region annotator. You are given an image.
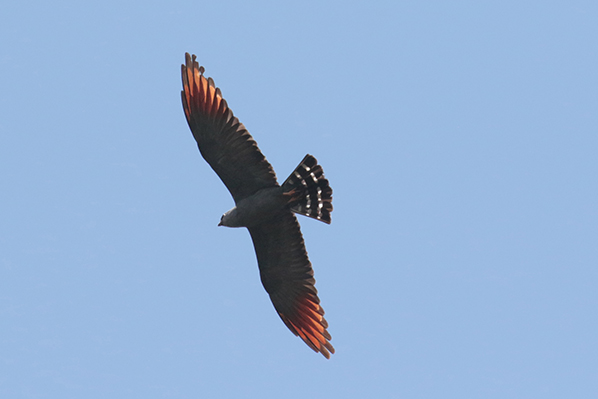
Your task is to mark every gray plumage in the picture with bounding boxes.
[181,53,334,358]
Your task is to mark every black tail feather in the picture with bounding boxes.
[282,155,333,224]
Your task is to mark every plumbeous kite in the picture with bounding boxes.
[181,53,334,358]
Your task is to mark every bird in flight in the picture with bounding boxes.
[181,53,334,358]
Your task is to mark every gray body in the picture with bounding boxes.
[219,187,286,228]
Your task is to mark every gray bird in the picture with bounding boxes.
[181,53,334,358]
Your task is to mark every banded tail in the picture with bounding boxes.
[282,155,333,224]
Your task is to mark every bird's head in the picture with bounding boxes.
[218,207,241,227]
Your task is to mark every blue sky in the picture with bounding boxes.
[1,1,597,398]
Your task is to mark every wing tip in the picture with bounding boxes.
[279,299,335,359]
[181,52,226,122]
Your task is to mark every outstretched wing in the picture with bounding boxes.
[181,53,278,202]
[248,211,334,358]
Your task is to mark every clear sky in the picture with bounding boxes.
[1,1,597,398]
